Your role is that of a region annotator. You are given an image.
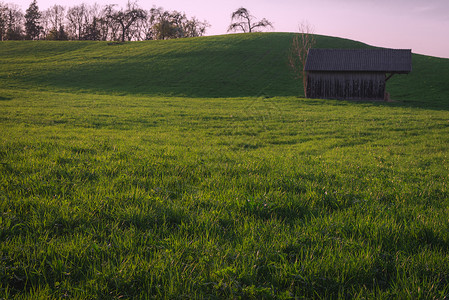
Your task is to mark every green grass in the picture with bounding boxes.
[1,33,449,298]
[2,33,449,104]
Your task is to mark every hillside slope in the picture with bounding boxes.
[1,33,448,105]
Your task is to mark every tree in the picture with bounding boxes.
[0,2,8,40]
[98,4,119,41]
[84,16,101,40]
[138,7,209,41]
[25,0,41,40]
[47,4,65,30]
[106,1,146,42]
[42,4,65,39]
[66,3,88,40]
[0,2,209,42]
[150,8,182,40]
[227,7,273,33]
[46,25,68,40]
[4,4,24,40]
[181,16,209,38]
[84,4,106,41]
[288,22,316,97]
[66,3,104,40]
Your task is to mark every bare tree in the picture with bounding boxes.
[126,7,148,41]
[288,22,316,97]
[106,1,146,42]
[182,16,209,38]
[4,4,24,40]
[80,3,103,40]
[227,7,273,33]
[0,2,10,40]
[66,3,88,40]
[144,7,209,40]
[0,2,209,42]
[45,4,65,31]
[41,4,66,39]
[0,2,23,40]
[98,4,117,40]
[133,6,157,40]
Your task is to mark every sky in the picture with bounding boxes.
[10,0,449,58]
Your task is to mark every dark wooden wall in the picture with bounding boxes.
[306,72,386,100]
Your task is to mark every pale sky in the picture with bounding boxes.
[10,0,449,58]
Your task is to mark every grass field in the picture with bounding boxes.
[1,33,449,298]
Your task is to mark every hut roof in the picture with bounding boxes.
[305,49,412,73]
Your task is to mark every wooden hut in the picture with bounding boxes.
[305,49,412,100]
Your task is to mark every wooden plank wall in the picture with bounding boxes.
[307,72,386,100]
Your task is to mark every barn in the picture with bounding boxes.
[305,48,412,100]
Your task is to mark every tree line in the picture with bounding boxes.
[0,0,210,41]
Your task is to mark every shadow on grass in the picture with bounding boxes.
[33,64,449,110]
[31,60,300,99]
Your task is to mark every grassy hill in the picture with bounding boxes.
[1,34,449,298]
[1,32,448,106]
